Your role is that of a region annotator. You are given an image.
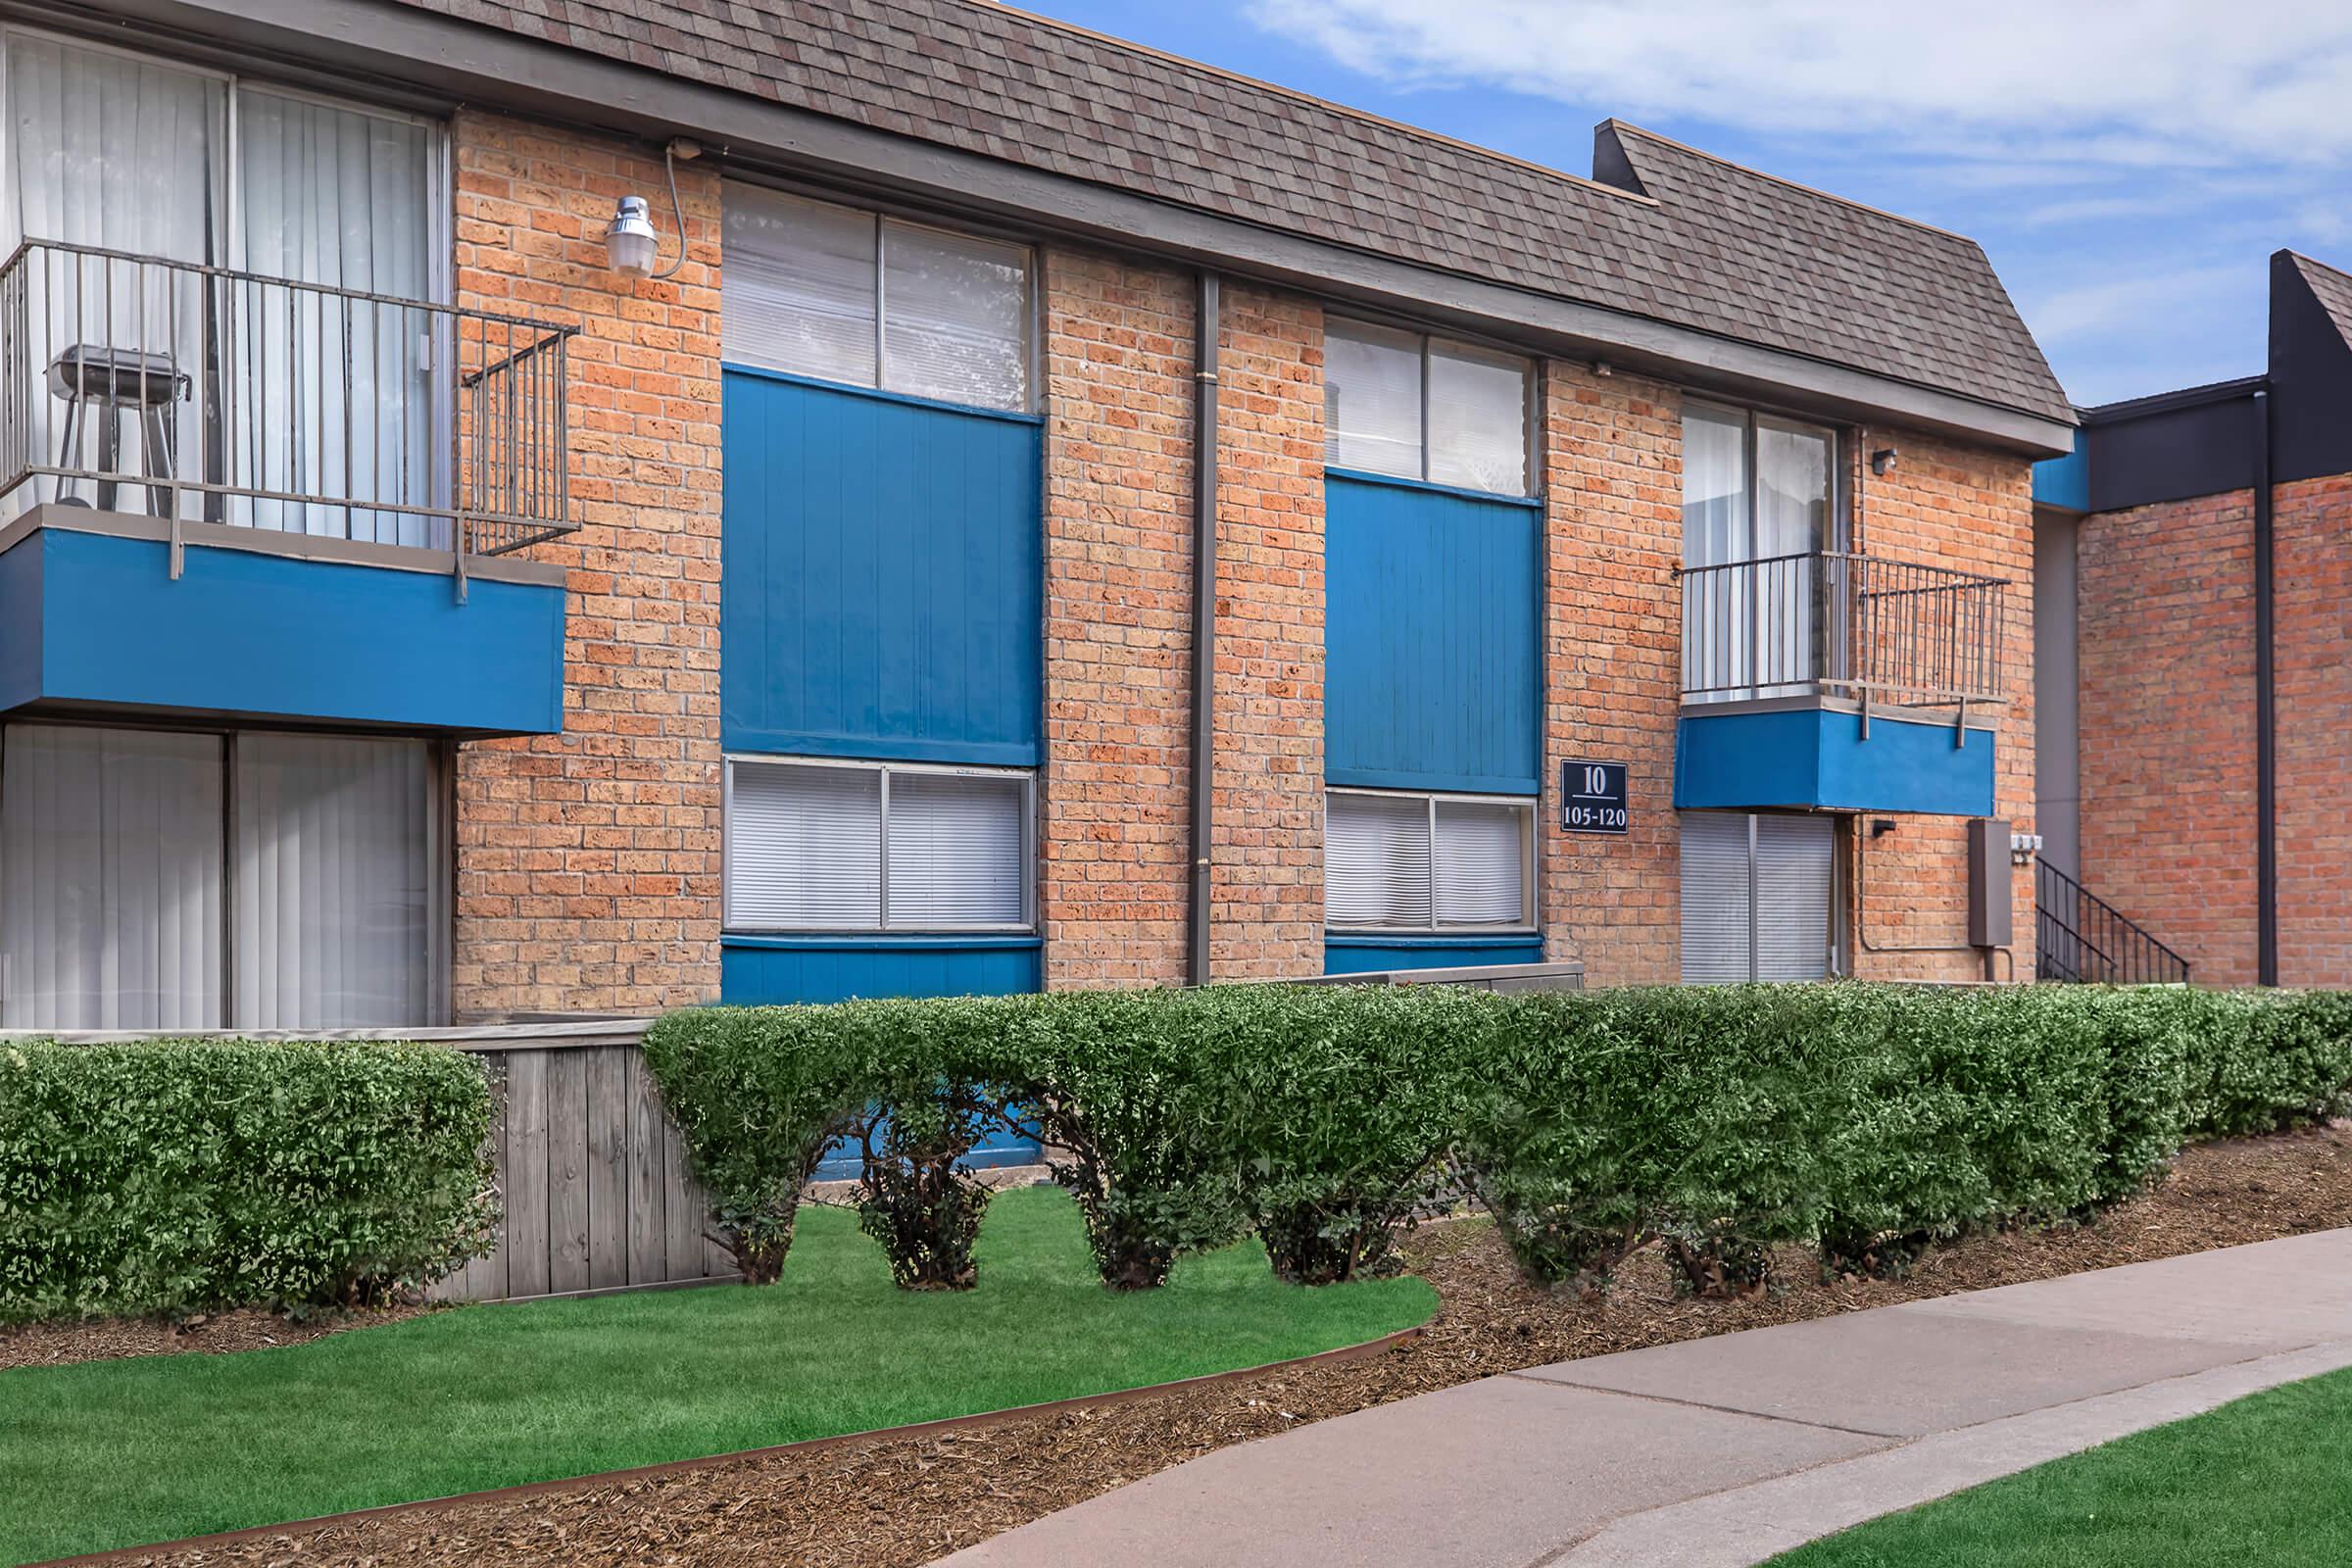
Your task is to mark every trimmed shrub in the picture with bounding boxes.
[1209,984,1486,1285]
[641,1005,864,1283]
[0,1038,494,1323]
[1006,989,1246,1290]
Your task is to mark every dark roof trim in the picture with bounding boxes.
[2079,374,2267,424]
[63,0,2073,457]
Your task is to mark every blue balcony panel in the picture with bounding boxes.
[1675,705,1996,816]
[0,509,565,736]
[720,934,1042,1005]
[1325,934,1545,975]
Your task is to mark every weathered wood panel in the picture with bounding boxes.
[427,1023,735,1303]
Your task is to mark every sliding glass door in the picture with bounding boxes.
[1,28,447,542]
[1681,403,1839,700]
[0,722,435,1029]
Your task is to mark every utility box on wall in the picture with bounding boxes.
[1969,817,2014,950]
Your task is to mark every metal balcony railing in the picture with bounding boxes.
[0,238,577,564]
[2035,858,2191,985]
[1678,550,2009,709]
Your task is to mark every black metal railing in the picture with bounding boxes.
[2035,858,2191,985]
[0,238,577,560]
[1679,550,2008,708]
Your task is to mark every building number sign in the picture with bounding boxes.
[1561,760,1630,835]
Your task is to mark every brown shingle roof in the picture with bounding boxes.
[2287,252,2352,349]
[390,0,2071,422]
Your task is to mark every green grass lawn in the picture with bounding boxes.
[1772,1364,2352,1567]
[0,1186,1433,1566]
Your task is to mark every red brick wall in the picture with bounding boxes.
[1039,252,1197,989]
[1540,364,1685,985]
[2077,488,2258,983]
[450,114,723,1017]
[2268,472,2352,985]
[1846,427,2038,983]
[1208,286,1326,979]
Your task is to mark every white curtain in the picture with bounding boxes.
[235,89,437,545]
[1756,419,1834,693]
[886,770,1025,927]
[1,724,224,1030]
[2,35,222,521]
[726,760,884,929]
[233,733,428,1029]
[1681,405,1750,698]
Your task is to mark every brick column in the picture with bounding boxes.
[1539,364,1686,985]
[1848,430,2038,983]
[1038,251,1197,989]
[449,114,723,1017]
[1208,287,1326,979]
[2276,473,2352,984]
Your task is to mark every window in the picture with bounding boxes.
[1681,403,1841,698]
[1324,318,1531,495]
[0,723,434,1029]
[1326,789,1534,932]
[722,183,1031,413]
[1679,810,1837,983]
[724,758,1033,932]
[0,29,449,543]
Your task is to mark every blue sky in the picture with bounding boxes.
[1021,0,2352,409]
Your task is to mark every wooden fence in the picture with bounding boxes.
[426,1020,735,1303]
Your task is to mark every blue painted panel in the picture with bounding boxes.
[0,534,40,712]
[720,935,1043,1004]
[2033,432,2090,513]
[722,368,1043,765]
[1675,707,1996,816]
[1325,936,1545,975]
[1325,469,1541,795]
[0,527,564,734]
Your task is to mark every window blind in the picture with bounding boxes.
[1324,318,1422,479]
[880,222,1028,412]
[234,734,428,1029]
[1753,812,1835,981]
[885,769,1026,927]
[722,185,878,386]
[1325,791,1433,927]
[1427,339,1527,494]
[726,760,883,929]
[1,724,225,1031]
[1434,798,1526,927]
[1679,810,1756,983]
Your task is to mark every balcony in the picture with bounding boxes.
[0,240,576,737]
[1673,550,2009,816]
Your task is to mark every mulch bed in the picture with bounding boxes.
[60,1122,2352,1568]
[0,1302,438,1374]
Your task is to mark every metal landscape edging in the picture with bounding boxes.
[36,1324,1428,1566]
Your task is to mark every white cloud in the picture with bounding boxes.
[1249,0,2352,167]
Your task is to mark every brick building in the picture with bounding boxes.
[2035,251,2352,986]
[0,0,2069,1032]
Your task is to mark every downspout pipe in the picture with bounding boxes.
[1188,271,1220,987]
[2254,386,2278,986]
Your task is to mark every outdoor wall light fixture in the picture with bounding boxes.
[1871,817,1898,838]
[1871,447,1899,476]
[607,138,702,281]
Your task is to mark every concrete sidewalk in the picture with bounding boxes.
[937,1229,2352,1568]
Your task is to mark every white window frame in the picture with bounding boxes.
[721,753,1038,935]
[1324,315,1536,497]
[721,182,1038,414]
[1324,785,1537,935]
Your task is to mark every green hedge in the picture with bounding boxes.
[644,983,2352,1294]
[0,1039,495,1322]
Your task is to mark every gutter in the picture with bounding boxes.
[1189,272,1220,986]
